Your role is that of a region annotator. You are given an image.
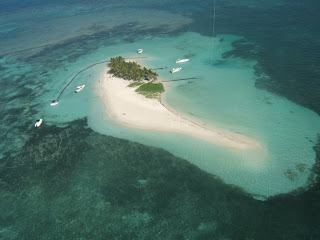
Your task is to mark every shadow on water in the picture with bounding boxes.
[0,118,319,239]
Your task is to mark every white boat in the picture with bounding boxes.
[137,49,143,54]
[34,119,43,128]
[50,100,59,106]
[75,84,85,93]
[170,67,182,73]
[175,58,190,63]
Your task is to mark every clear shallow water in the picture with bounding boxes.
[0,0,319,196]
[1,0,320,238]
[82,32,319,197]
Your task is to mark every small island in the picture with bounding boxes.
[109,56,158,81]
[99,56,263,150]
[108,56,164,99]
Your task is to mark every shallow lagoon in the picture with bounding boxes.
[36,31,320,196]
[0,0,320,238]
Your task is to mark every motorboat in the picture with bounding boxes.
[75,85,85,93]
[34,119,43,128]
[50,100,59,106]
[137,49,143,54]
[175,58,190,63]
[170,67,182,73]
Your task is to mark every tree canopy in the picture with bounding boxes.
[108,56,158,81]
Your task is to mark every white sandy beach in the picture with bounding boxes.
[99,70,263,150]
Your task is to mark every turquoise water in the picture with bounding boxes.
[0,0,319,197]
[1,0,320,238]
[45,31,318,197]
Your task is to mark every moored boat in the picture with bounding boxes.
[175,58,190,63]
[137,49,143,54]
[34,119,43,128]
[50,100,59,106]
[170,67,182,73]
[75,84,85,93]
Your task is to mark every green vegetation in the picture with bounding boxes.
[295,163,307,173]
[127,82,143,88]
[109,56,163,99]
[284,169,299,181]
[108,56,158,81]
[284,163,308,181]
[135,82,165,99]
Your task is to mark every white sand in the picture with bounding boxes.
[99,70,263,150]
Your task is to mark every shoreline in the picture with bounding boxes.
[98,67,264,150]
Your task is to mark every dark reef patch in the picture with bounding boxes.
[186,1,320,116]
[1,2,320,239]
[222,39,257,60]
[0,20,187,157]
[0,119,319,239]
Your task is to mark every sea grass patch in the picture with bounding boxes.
[135,82,164,99]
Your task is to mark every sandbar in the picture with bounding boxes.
[99,70,263,150]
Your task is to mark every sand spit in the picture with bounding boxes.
[99,70,263,150]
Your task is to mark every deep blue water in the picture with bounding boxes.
[187,0,320,116]
[0,0,320,239]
